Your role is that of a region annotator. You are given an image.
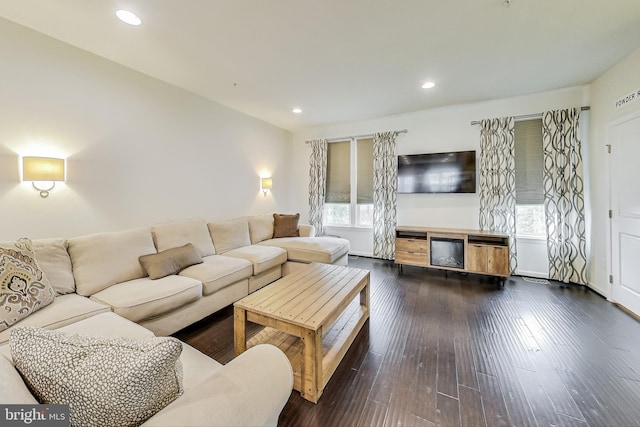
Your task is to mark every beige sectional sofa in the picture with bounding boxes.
[0,213,350,425]
[0,214,350,343]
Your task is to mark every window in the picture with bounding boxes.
[514,119,545,238]
[324,138,374,227]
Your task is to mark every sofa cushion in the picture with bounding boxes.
[10,326,184,427]
[139,243,203,280]
[58,312,155,339]
[272,213,300,238]
[90,276,202,323]
[259,236,350,264]
[0,353,39,404]
[224,245,287,275]
[207,219,251,254]
[298,224,317,238]
[152,219,216,257]
[247,214,274,244]
[0,355,38,408]
[32,238,75,295]
[68,227,156,296]
[143,344,293,427]
[56,312,223,394]
[0,238,56,332]
[180,255,252,296]
[0,294,111,345]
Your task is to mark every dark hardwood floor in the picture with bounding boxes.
[174,257,640,427]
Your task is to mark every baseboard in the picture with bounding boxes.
[515,269,548,279]
[348,251,373,258]
[587,282,609,299]
[614,302,640,321]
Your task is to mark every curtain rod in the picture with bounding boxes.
[469,106,590,126]
[305,129,408,144]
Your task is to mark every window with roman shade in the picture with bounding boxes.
[324,138,374,227]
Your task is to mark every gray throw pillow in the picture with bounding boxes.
[0,238,55,331]
[139,243,203,280]
[10,326,184,427]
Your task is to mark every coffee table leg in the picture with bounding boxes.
[234,307,247,356]
[360,277,370,313]
[301,327,323,403]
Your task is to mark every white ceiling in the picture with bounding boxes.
[1,0,639,131]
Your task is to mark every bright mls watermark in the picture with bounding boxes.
[1,405,69,426]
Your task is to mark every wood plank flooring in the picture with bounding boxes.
[174,257,640,427]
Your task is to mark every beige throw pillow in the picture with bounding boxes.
[32,238,75,295]
[272,213,301,238]
[0,238,55,332]
[139,243,203,280]
[152,219,215,257]
[68,227,157,297]
[10,326,184,427]
[207,220,251,254]
[247,214,274,244]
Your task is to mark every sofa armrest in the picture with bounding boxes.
[143,344,293,427]
[299,224,316,237]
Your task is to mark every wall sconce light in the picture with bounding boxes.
[22,156,65,198]
[260,177,272,196]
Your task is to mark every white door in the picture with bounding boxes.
[610,113,640,316]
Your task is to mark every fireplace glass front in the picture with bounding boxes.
[430,237,464,269]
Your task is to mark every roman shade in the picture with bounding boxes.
[325,140,350,203]
[514,119,544,205]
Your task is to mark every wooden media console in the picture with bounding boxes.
[395,226,510,278]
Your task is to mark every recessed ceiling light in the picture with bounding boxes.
[116,10,141,26]
[422,81,436,89]
[292,108,302,114]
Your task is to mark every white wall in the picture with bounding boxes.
[588,48,640,297]
[4,13,630,287]
[0,18,292,241]
[292,86,589,276]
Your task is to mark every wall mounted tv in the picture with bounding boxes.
[397,150,476,194]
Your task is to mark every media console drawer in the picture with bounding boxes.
[395,237,428,267]
[395,251,428,267]
[396,238,427,253]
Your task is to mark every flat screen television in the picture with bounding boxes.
[397,150,476,193]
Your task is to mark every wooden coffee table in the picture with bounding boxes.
[234,262,370,403]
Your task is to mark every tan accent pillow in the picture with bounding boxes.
[0,238,56,332]
[207,220,251,254]
[10,326,183,427]
[272,213,300,238]
[139,243,203,280]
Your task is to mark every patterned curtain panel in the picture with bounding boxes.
[373,132,398,260]
[308,139,328,236]
[479,117,518,274]
[542,108,588,285]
